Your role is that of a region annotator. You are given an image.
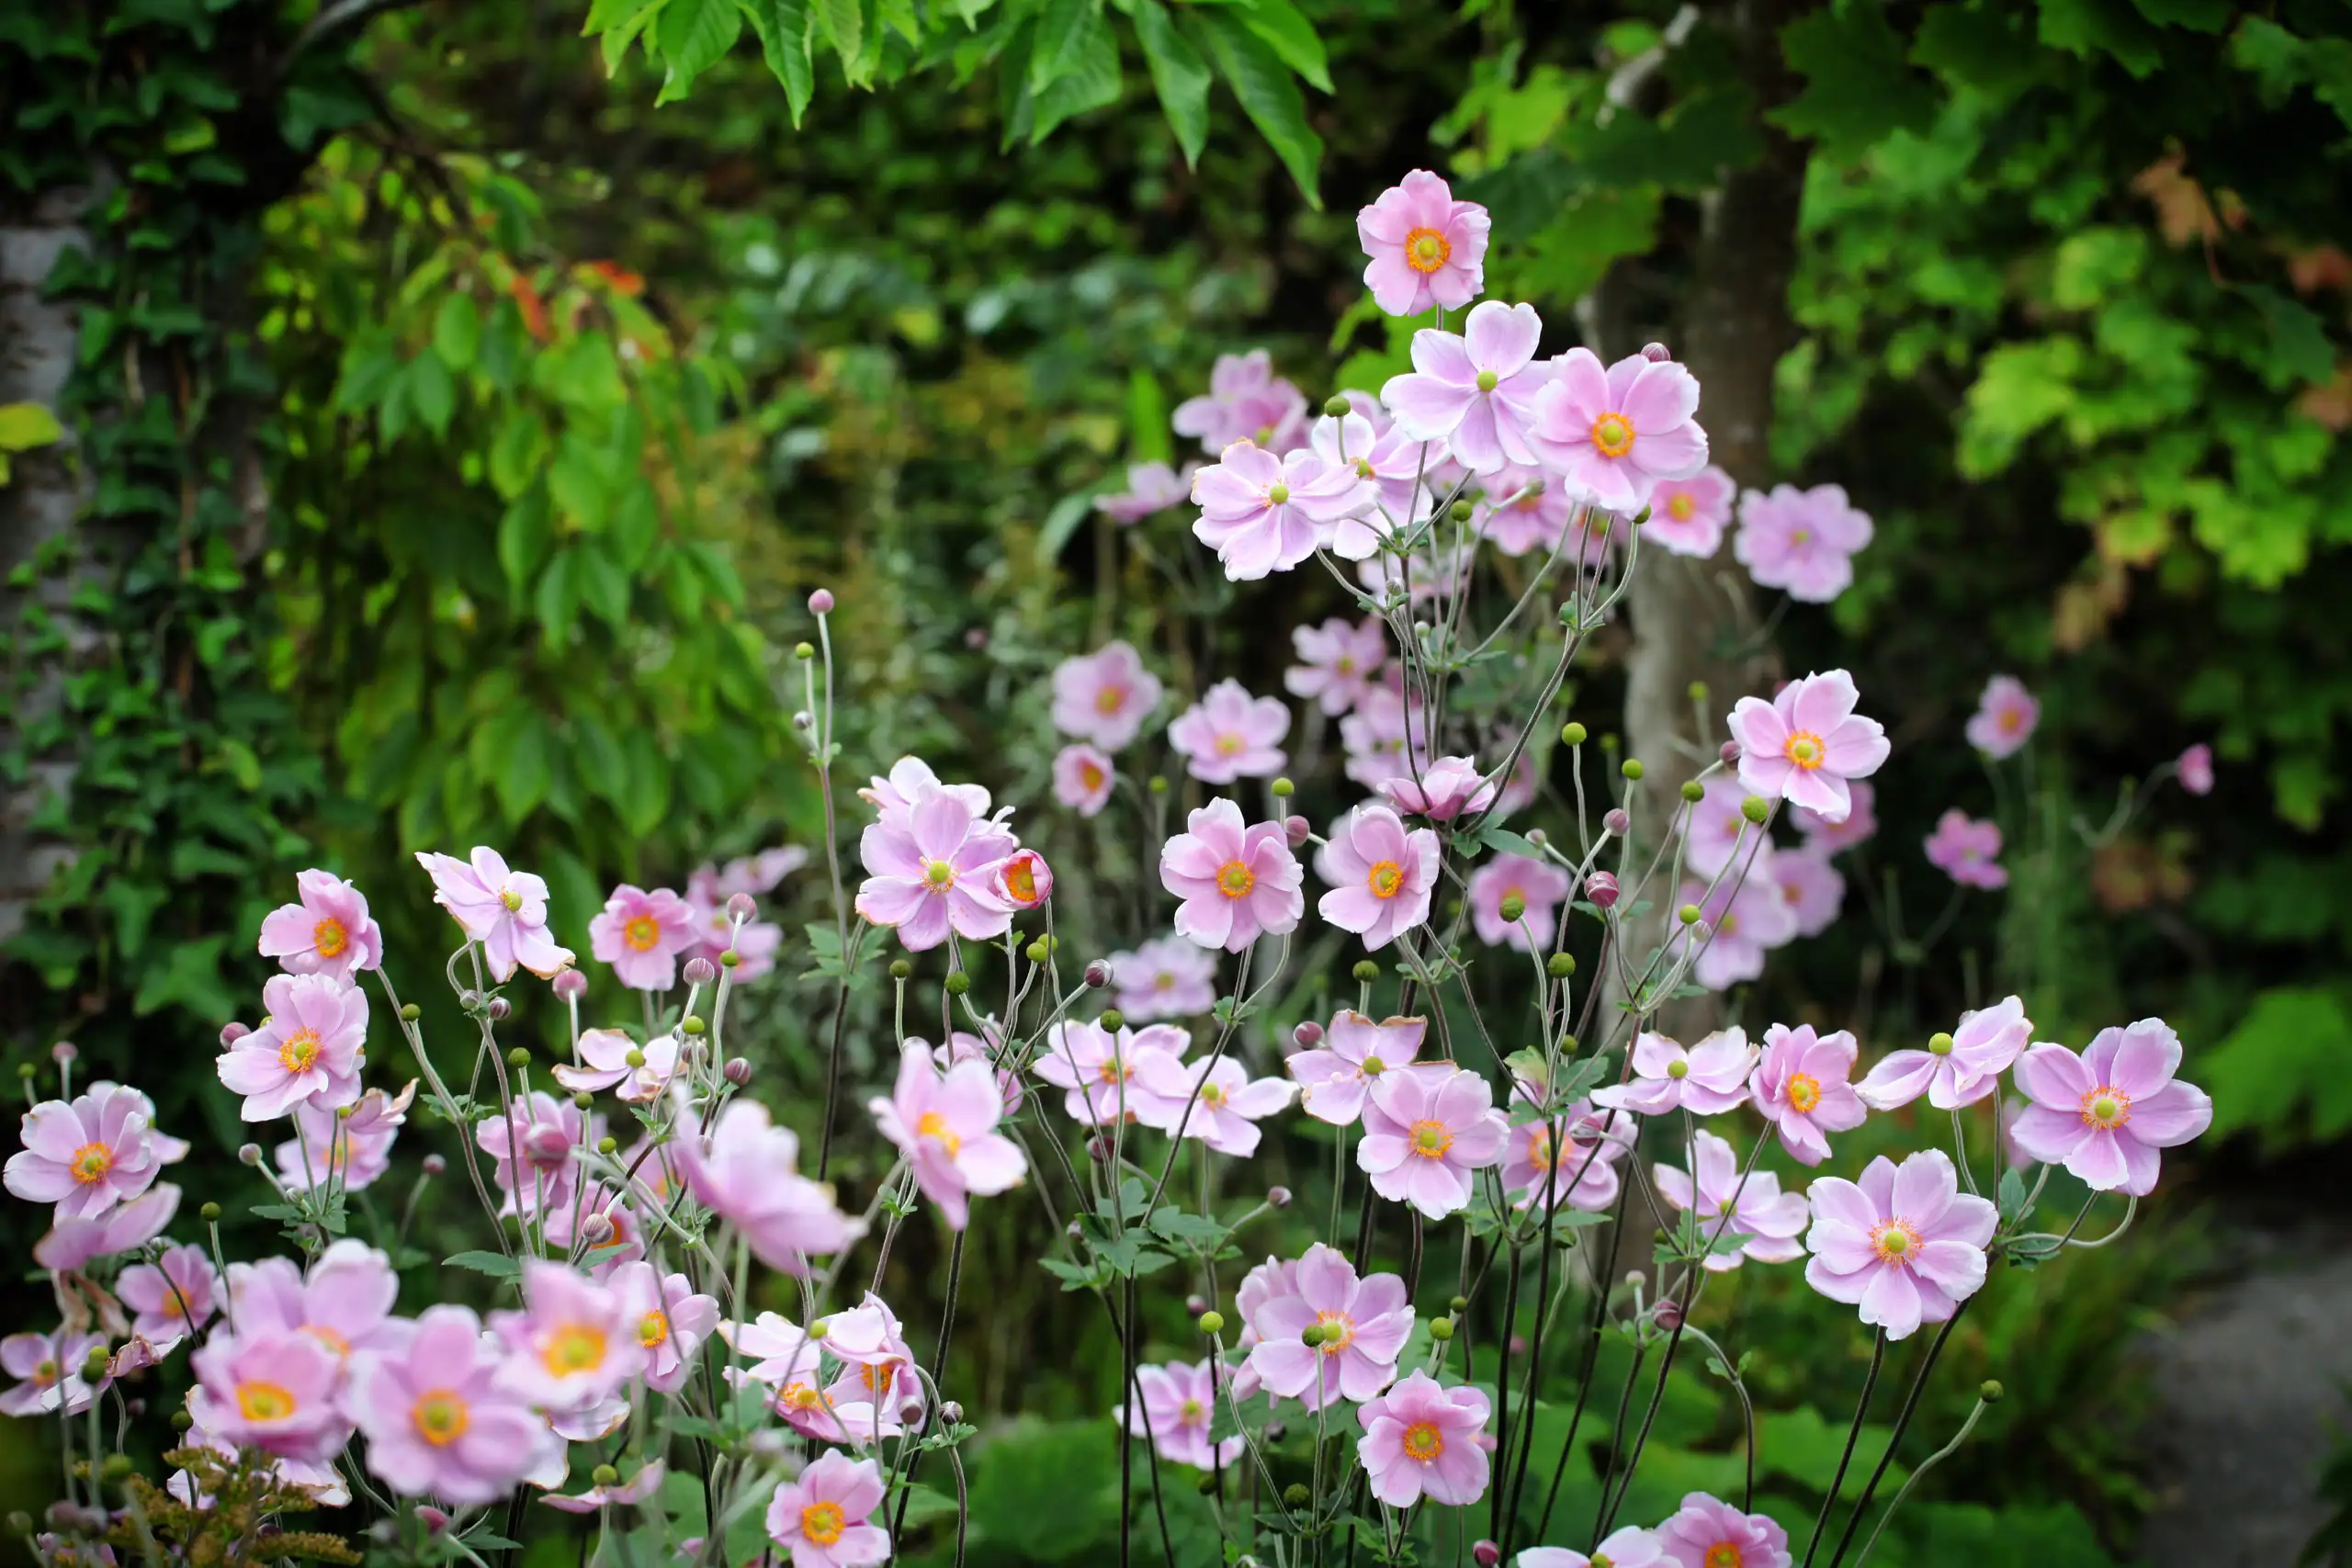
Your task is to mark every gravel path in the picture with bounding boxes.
[2137,1239,2352,1568]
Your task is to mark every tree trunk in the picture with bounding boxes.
[1621,0,1809,1039]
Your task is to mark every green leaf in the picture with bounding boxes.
[2037,0,2164,77]
[1028,0,1097,92]
[1233,0,1329,93]
[658,0,744,102]
[813,0,866,85]
[2246,286,2335,387]
[1125,366,1172,463]
[433,293,481,370]
[1206,1389,1272,1444]
[1194,9,1322,207]
[1035,490,1094,565]
[2201,985,2352,1150]
[609,479,662,570]
[549,440,613,533]
[2130,0,2229,31]
[1770,3,1938,163]
[494,712,554,820]
[741,0,816,123]
[445,1249,521,1279]
[131,936,235,1021]
[409,352,456,438]
[490,410,550,501]
[575,541,633,626]
[0,401,63,452]
[1132,0,1210,167]
[1030,6,1119,141]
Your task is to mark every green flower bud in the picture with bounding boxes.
[1429,1317,1454,1341]
[1148,775,1170,795]
[1025,941,1050,964]
[1621,758,1645,781]
[1499,893,1527,923]
[945,971,971,996]
[1561,722,1588,746]
[1449,499,1475,525]
[400,1002,421,1021]
[682,1016,706,1036]
[1197,1310,1225,1335]
[1449,1295,1468,1313]
[200,1202,220,1223]
[1324,395,1351,418]
[571,1091,594,1111]
[1928,1032,1955,1056]
[1272,777,1295,798]
[1284,1483,1312,1507]
[1680,780,1704,803]
[1678,903,1702,926]
[889,959,913,981]
[1547,953,1576,979]
[506,1046,530,1068]
[1980,1380,2005,1404]
[1352,960,1379,984]
[1099,1010,1125,1031]
[720,949,741,968]
[597,1135,619,1156]
[794,642,815,660]
[1740,795,1769,825]
[593,1464,620,1488]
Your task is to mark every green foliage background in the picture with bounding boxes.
[5,0,2351,1562]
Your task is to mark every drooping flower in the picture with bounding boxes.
[347,1303,556,1505]
[870,1043,1026,1230]
[1466,854,1574,951]
[1966,674,2041,759]
[1924,809,2007,890]
[1356,1371,1491,1506]
[1110,938,1219,1022]
[1657,1494,1792,1568]
[230,1240,407,1361]
[2177,743,2215,795]
[609,1262,719,1394]
[1675,862,1801,992]
[550,1029,678,1104]
[1727,671,1890,824]
[1094,460,1194,524]
[257,869,383,980]
[1792,778,1877,853]
[1122,1359,1246,1471]
[216,974,368,1122]
[1051,743,1116,817]
[672,1100,861,1275]
[1285,617,1388,716]
[1526,347,1710,514]
[1593,1029,1758,1118]
[541,1461,666,1514]
[2010,1020,2212,1195]
[0,1329,107,1416]
[1680,773,1759,879]
[117,1244,220,1346]
[413,847,576,982]
[1169,680,1292,784]
[765,1450,890,1568]
[276,1081,415,1194]
[1192,441,1374,581]
[6,1081,168,1220]
[1160,798,1306,953]
[1645,467,1736,558]
[588,885,698,991]
[1734,483,1873,603]
[705,846,808,901]
[1136,1055,1295,1156]
[1172,350,1308,455]
[1500,1098,1631,1214]
[187,1328,350,1463]
[1767,848,1844,938]
[1317,804,1441,952]
[1288,1013,1425,1128]
[1655,1129,1809,1271]
[491,1259,648,1413]
[1358,169,1491,316]
[854,787,1018,952]
[730,1294,921,1447]
[992,849,1053,913]
[1242,1243,1415,1411]
[1050,643,1165,751]
[1857,996,2032,1112]
[1359,1066,1509,1219]
[1750,1025,1868,1168]
[1378,756,1498,823]
[1031,1021,1193,1128]
[1381,300,1555,474]
[1803,1149,1996,1340]
[1310,412,1429,557]
[33,1183,181,1272]
[474,1091,597,1219]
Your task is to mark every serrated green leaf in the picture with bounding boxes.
[658,0,743,101]
[1133,1,1210,168]
[1770,3,1938,162]
[1193,9,1321,207]
[1233,0,1329,92]
[432,293,481,370]
[490,410,549,501]
[741,0,816,123]
[1028,0,1095,91]
[814,0,866,85]
[1030,7,1118,141]
[408,352,455,438]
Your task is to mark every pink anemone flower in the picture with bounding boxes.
[1857,995,2031,1112]
[1727,670,1890,824]
[765,1450,890,1568]
[1135,1055,1295,1157]
[1593,1029,1758,1118]
[1112,937,1219,1022]
[1357,169,1490,316]
[1309,412,1429,557]
[6,1081,168,1220]
[1657,1495,1792,1568]
[1750,1024,1867,1167]
[1645,467,1736,558]
[610,1262,719,1393]
[491,1259,649,1413]
[117,1244,220,1346]
[277,1081,415,1194]
[1966,674,2040,759]
[1093,461,1192,524]
[1526,347,1710,514]
[1191,441,1373,581]
[2177,742,2214,795]
[1381,300,1555,474]
[1317,804,1441,952]
[1160,798,1306,952]
[869,1043,1026,1230]
[1285,617,1387,716]
[854,787,1017,952]
[1769,848,1845,938]
[588,885,698,991]
[1030,1021,1192,1128]
[1051,743,1116,816]
[1356,1371,1490,1506]
[672,1100,862,1275]
[1242,1243,1414,1410]
[0,1329,107,1416]
[229,1240,406,1362]
[550,1028,678,1104]
[1673,863,1800,992]
[541,1461,666,1514]
[2009,1019,2211,1195]
[187,1328,349,1463]
[1359,1066,1508,1219]
[1793,778,1877,853]
[1924,810,2007,890]
[1050,642,1163,751]
[1172,350,1308,455]
[1803,1149,1996,1340]
[1734,483,1873,604]
[1287,1013,1425,1128]
[1656,1129,1808,1271]
[347,1303,555,1505]
[1377,755,1497,822]
[257,868,382,980]
[1466,854,1574,952]
[1500,1099,1630,1214]
[1169,679,1291,784]
[217,973,368,1123]
[414,847,575,982]
[1122,1359,1246,1471]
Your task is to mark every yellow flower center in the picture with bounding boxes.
[639,1311,671,1348]
[1267,482,1291,506]
[1523,1125,1555,1172]
[1594,1557,1615,1568]
[1314,1310,1355,1356]
[301,1324,351,1359]
[859,1361,898,1396]
[1784,730,1826,770]
[501,888,524,912]
[1094,683,1126,716]
[1998,709,2023,734]
[1705,1545,1744,1568]
[1216,860,1255,899]
[541,1323,608,1378]
[624,915,662,952]
[1080,761,1106,792]
[917,1109,963,1156]
[68,1143,112,1184]
[1401,1420,1443,1461]
[1096,1056,1129,1086]
[1786,1073,1822,1113]
[1404,227,1452,274]
[1870,1219,1925,1264]
[1718,912,1740,937]
[778,1381,824,1412]
[1360,1055,1386,1077]
[1408,1119,1454,1159]
[800,1502,845,1548]
[1002,858,1039,905]
[278,1029,322,1075]
[1180,1397,1204,1422]
[1476,369,1498,393]
[2079,1087,2132,1129]
[1153,973,1175,991]
[1200,1081,1227,1109]
[236,1381,297,1422]
[1589,412,1635,458]
[1668,492,1696,521]
[31,1359,56,1388]
[312,918,348,959]
[1366,860,1405,899]
[923,859,956,890]
[412,1390,469,1446]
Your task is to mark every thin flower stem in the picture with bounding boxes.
[1848,1390,1995,1568]
[1801,1329,1886,1568]
[1825,1304,1969,1568]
